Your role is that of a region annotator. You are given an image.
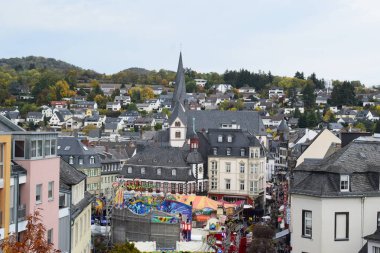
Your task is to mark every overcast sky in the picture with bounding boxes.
[1,0,379,86]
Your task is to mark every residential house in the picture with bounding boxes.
[49,111,66,129]
[106,102,121,111]
[26,112,44,125]
[198,129,266,204]
[316,95,330,105]
[212,84,233,93]
[100,83,121,95]
[146,99,161,110]
[239,86,256,94]
[194,79,207,87]
[134,117,156,129]
[83,114,105,128]
[136,103,153,112]
[58,137,102,194]
[59,159,94,253]
[41,105,53,118]
[290,137,380,253]
[64,117,83,131]
[4,111,23,126]
[114,95,131,106]
[51,101,68,109]
[268,87,284,98]
[296,129,341,167]
[71,101,98,111]
[151,85,164,95]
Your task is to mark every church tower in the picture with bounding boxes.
[169,53,188,147]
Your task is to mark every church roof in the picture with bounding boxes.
[172,52,187,108]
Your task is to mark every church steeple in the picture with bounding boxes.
[172,52,187,108]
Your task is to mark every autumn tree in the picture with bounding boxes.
[0,209,60,253]
[323,109,336,122]
[107,241,141,253]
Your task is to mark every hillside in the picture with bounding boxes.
[0,56,85,72]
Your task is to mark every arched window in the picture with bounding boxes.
[218,135,223,142]
[69,156,74,165]
[240,163,245,173]
[175,121,181,127]
[127,167,132,173]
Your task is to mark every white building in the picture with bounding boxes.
[106,102,121,111]
[212,84,233,93]
[290,137,380,253]
[194,79,207,87]
[198,129,266,204]
[268,87,284,98]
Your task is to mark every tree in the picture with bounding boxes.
[108,241,141,253]
[0,209,60,253]
[248,224,275,253]
[302,81,316,109]
[154,123,162,131]
[82,124,98,135]
[374,121,380,134]
[323,109,336,122]
[329,81,357,106]
[140,87,155,101]
[294,71,305,80]
[307,72,325,89]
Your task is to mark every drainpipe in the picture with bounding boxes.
[361,195,365,247]
[68,190,72,253]
[11,171,20,242]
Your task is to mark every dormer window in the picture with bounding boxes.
[227,135,232,143]
[90,156,95,164]
[79,157,83,165]
[141,167,146,174]
[340,175,349,192]
[172,169,176,176]
[157,168,161,175]
[226,148,231,156]
[128,167,132,173]
[69,156,74,165]
[218,135,223,142]
[240,148,245,157]
[213,148,218,155]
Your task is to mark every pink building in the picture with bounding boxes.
[12,132,60,247]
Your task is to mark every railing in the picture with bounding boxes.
[10,204,26,224]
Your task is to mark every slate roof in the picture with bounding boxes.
[27,112,43,119]
[364,230,380,242]
[71,191,95,219]
[198,128,262,157]
[291,138,380,197]
[185,110,266,137]
[60,158,86,186]
[0,115,25,132]
[172,52,187,108]
[121,146,196,181]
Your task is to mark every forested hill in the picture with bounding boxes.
[0,56,84,72]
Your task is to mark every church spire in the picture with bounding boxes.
[172,52,187,108]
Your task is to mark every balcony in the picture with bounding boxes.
[10,204,26,224]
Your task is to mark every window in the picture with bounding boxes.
[37,140,43,157]
[226,148,231,156]
[240,180,245,190]
[218,135,223,142]
[226,162,231,173]
[175,131,181,138]
[50,139,56,155]
[211,181,217,190]
[79,157,83,165]
[175,121,181,127]
[172,169,176,176]
[171,183,176,193]
[45,140,51,156]
[240,163,245,173]
[227,135,232,142]
[249,181,254,192]
[36,184,42,203]
[377,212,380,229]
[14,140,25,158]
[211,161,217,170]
[48,181,54,201]
[47,229,53,244]
[335,212,349,240]
[141,168,145,174]
[157,168,161,175]
[302,210,312,238]
[69,156,74,165]
[373,247,380,253]
[90,156,95,164]
[253,181,258,192]
[340,175,349,192]
[128,167,132,173]
[31,141,37,157]
[250,164,257,174]
[188,169,192,176]
[240,148,245,156]
[225,179,231,190]
[213,148,218,155]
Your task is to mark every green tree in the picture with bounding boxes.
[294,71,305,80]
[302,81,316,109]
[374,121,380,134]
[108,241,141,253]
[330,81,357,106]
[154,123,162,131]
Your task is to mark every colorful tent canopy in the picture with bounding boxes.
[175,195,236,210]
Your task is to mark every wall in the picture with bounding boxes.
[18,157,60,248]
[71,204,91,253]
[169,118,186,147]
[290,194,322,253]
[0,135,11,240]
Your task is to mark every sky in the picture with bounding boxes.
[1,0,380,86]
